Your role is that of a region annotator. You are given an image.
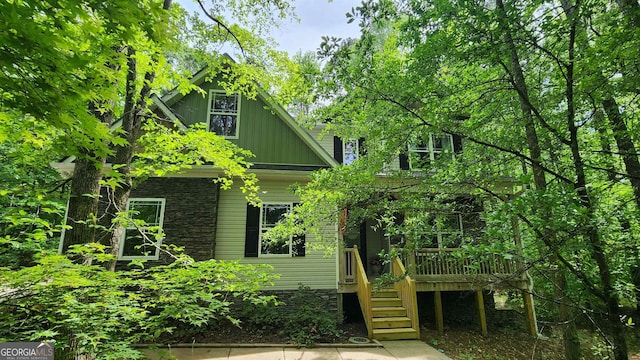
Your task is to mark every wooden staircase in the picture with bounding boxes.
[351,246,420,341]
[371,288,419,340]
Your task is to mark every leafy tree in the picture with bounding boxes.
[0,0,301,357]
[289,0,640,359]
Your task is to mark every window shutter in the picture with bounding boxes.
[399,153,409,170]
[292,202,305,257]
[453,134,463,154]
[358,137,366,156]
[244,204,260,257]
[334,136,343,164]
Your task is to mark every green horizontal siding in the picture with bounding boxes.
[170,81,326,166]
[215,179,337,290]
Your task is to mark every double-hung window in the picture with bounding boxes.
[343,139,360,165]
[430,213,463,249]
[119,198,166,260]
[207,90,239,138]
[259,203,293,256]
[408,134,454,170]
[409,212,463,249]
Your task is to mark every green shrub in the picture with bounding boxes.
[241,284,343,346]
[0,249,278,359]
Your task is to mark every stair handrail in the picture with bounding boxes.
[352,245,373,338]
[391,256,420,338]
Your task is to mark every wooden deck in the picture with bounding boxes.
[339,247,530,293]
[339,247,538,337]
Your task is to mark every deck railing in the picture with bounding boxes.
[408,248,519,278]
[340,247,521,287]
[390,256,420,337]
[352,245,373,338]
[340,248,356,284]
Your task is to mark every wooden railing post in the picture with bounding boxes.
[339,249,346,284]
[407,248,417,276]
[352,245,373,338]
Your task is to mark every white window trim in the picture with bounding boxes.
[206,89,241,139]
[408,133,454,170]
[433,213,464,249]
[343,139,360,165]
[118,198,166,260]
[258,202,293,257]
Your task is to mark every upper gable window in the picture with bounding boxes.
[408,134,453,170]
[207,90,240,138]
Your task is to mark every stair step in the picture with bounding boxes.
[372,289,398,298]
[372,297,402,307]
[372,306,407,317]
[372,328,419,340]
[372,317,412,329]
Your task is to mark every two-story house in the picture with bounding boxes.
[54,67,538,341]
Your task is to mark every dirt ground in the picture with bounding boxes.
[163,319,640,359]
[421,323,640,360]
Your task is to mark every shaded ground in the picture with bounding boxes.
[421,323,640,360]
[160,317,640,359]
[165,321,369,345]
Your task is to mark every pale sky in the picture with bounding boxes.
[272,0,362,55]
[178,0,362,55]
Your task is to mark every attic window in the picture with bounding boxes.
[207,90,240,138]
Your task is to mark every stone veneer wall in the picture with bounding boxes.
[103,177,220,265]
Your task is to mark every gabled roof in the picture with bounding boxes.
[161,65,337,168]
[52,60,337,175]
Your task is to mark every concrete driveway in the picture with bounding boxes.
[143,340,452,360]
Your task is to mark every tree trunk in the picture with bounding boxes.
[494,1,581,358]
[597,102,640,316]
[562,1,628,356]
[101,12,167,268]
[61,154,105,253]
[62,101,114,255]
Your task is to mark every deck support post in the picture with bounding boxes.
[522,289,538,336]
[337,294,344,324]
[434,290,444,333]
[475,291,488,336]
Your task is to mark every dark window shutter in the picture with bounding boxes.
[453,134,463,154]
[334,136,343,164]
[292,203,305,257]
[244,204,260,257]
[399,153,409,170]
[358,137,366,156]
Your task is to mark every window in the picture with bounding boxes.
[409,212,463,249]
[407,134,454,170]
[259,203,293,256]
[207,90,239,138]
[343,139,359,165]
[430,213,463,249]
[334,137,365,164]
[119,198,165,260]
[244,203,305,258]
